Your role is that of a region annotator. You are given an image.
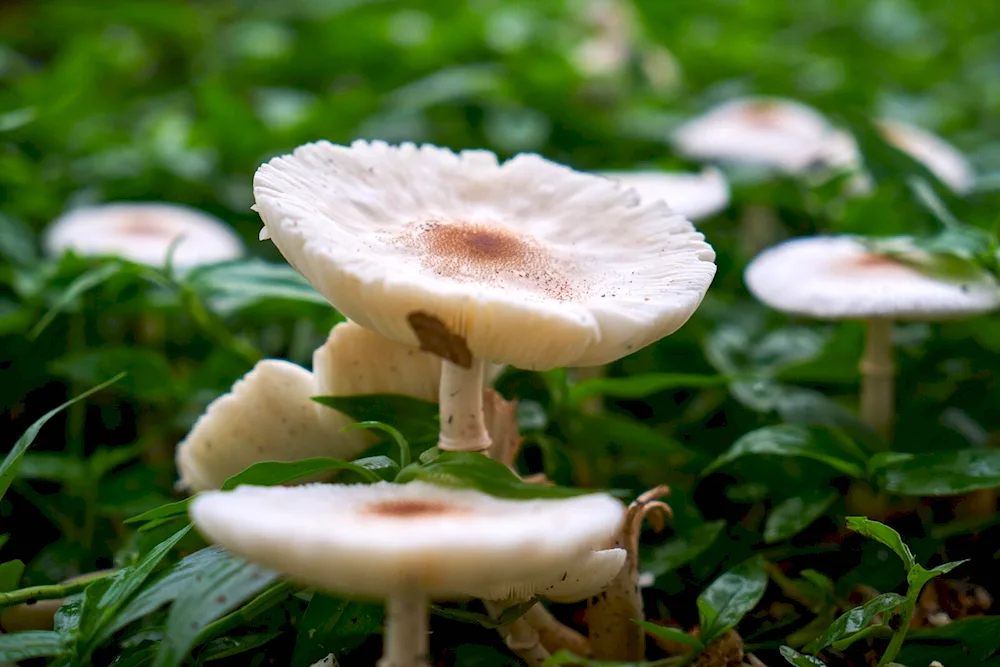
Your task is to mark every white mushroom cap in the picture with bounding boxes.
[672,97,845,174]
[44,202,243,268]
[745,236,1000,320]
[190,481,626,598]
[879,120,974,194]
[176,360,357,493]
[461,547,626,603]
[253,140,716,369]
[600,169,729,220]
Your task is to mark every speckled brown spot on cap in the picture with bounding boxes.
[843,252,906,270]
[119,217,173,238]
[362,499,466,518]
[741,100,785,128]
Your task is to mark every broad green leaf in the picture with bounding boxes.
[1,373,124,501]
[643,521,726,577]
[846,517,915,571]
[566,412,695,468]
[153,552,280,667]
[50,348,175,401]
[30,261,123,339]
[696,555,768,644]
[199,632,282,661]
[291,596,384,667]
[907,560,968,590]
[0,560,24,592]
[633,620,705,651]
[568,373,727,404]
[706,425,865,477]
[351,455,400,481]
[764,490,838,543]
[900,616,1000,664]
[314,394,438,442]
[77,526,191,658]
[396,451,592,499]
[222,457,382,488]
[185,259,328,314]
[875,449,1000,496]
[779,646,826,666]
[16,453,87,482]
[125,499,192,531]
[806,593,907,652]
[0,631,69,661]
[343,421,410,469]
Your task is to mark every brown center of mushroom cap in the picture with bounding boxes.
[118,217,175,239]
[389,220,585,301]
[741,101,785,128]
[844,252,907,270]
[361,499,467,518]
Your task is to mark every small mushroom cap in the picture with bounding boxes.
[745,236,1000,320]
[253,140,716,369]
[879,120,974,194]
[176,360,358,492]
[601,169,729,220]
[672,97,844,174]
[460,547,626,603]
[190,481,626,598]
[44,202,243,268]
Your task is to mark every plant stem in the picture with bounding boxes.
[379,591,430,667]
[0,572,114,610]
[878,587,918,666]
[485,600,551,667]
[860,318,895,442]
[438,357,491,452]
[524,604,591,656]
[573,365,605,414]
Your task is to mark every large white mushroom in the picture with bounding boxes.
[44,202,243,269]
[190,481,626,667]
[253,140,716,453]
[600,169,730,221]
[672,97,847,175]
[745,235,1000,438]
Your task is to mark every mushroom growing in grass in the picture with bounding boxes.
[744,235,1000,439]
[879,120,975,194]
[253,140,716,453]
[44,202,243,269]
[190,481,626,667]
[177,320,463,491]
[672,97,848,175]
[600,169,730,221]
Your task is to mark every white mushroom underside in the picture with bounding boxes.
[190,481,625,597]
[253,141,716,369]
[600,170,729,221]
[44,202,243,268]
[744,236,1000,319]
[672,97,844,173]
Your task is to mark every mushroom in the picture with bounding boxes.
[253,140,716,452]
[190,481,626,667]
[744,235,1000,438]
[175,359,353,492]
[600,169,730,221]
[879,120,975,194]
[44,202,243,269]
[672,97,847,175]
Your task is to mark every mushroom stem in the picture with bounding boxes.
[574,365,606,415]
[859,318,895,441]
[524,604,592,657]
[485,600,551,667]
[379,591,430,667]
[438,357,492,452]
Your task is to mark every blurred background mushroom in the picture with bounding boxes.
[600,168,730,221]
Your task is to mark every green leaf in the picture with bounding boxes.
[845,517,915,572]
[125,499,192,531]
[351,455,400,481]
[900,616,1000,664]
[153,552,280,667]
[0,631,69,662]
[643,520,726,577]
[907,560,968,590]
[0,560,24,593]
[696,556,768,644]
[29,261,123,339]
[50,348,175,401]
[764,489,838,543]
[806,593,907,652]
[396,451,593,499]
[779,646,826,666]
[874,449,1000,496]
[186,259,329,314]
[0,213,38,265]
[543,649,654,666]
[705,425,866,477]
[222,457,382,489]
[633,620,705,651]
[568,373,727,404]
[199,632,282,661]
[1,373,124,501]
[314,394,439,442]
[77,526,192,658]
[343,421,411,469]
[16,453,87,482]
[291,595,384,667]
